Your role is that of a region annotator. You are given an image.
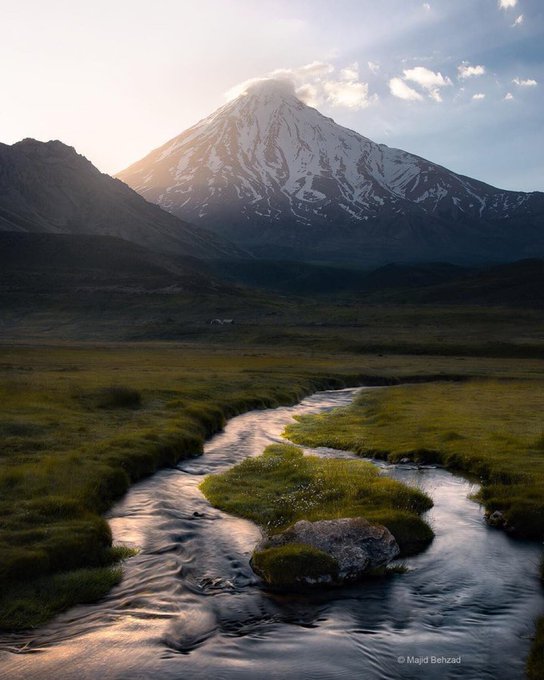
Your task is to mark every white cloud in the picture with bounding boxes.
[499,0,517,8]
[268,61,334,84]
[404,66,451,89]
[504,92,514,100]
[339,62,359,82]
[225,61,377,110]
[324,79,374,109]
[513,77,538,87]
[422,3,431,9]
[224,77,271,101]
[290,61,335,79]
[512,14,524,26]
[472,93,486,100]
[367,61,380,74]
[458,63,486,79]
[402,66,452,102]
[389,77,423,101]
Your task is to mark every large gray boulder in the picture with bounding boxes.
[256,517,400,584]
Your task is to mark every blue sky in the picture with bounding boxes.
[1,0,542,191]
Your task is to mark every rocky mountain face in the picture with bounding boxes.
[0,138,243,260]
[117,79,544,264]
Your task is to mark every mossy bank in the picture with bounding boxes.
[285,379,544,540]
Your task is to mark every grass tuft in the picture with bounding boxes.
[0,566,123,631]
[252,543,339,587]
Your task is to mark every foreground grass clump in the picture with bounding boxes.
[200,444,434,555]
[0,565,123,631]
[252,543,339,587]
[94,385,142,409]
[286,380,544,540]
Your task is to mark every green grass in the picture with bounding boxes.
[0,348,362,628]
[0,565,123,631]
[200,443,434,557]
[1,343,484,629]
[94,385,142,409]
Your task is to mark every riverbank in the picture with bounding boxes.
[2,386,542,680]
[285,379,544,539]
[0,352,347,630]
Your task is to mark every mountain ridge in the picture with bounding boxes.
[0,138,245,260]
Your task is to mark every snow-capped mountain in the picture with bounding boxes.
[117,79,544,264]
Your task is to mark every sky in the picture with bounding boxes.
[1,0,543,191]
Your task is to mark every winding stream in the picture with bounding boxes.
[1,387,543,680]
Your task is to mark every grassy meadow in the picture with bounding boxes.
[0,341,492,629]
[0,343,361,629]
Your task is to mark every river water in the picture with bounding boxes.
[1,387,543,680]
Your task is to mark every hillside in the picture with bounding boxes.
[0,139,243,260]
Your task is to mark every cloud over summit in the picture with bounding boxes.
[225,61,376,110]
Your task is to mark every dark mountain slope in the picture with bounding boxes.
[0,139,244,260]
[0,232,224,293]
[207,260,466,295]
[380,258,544,308]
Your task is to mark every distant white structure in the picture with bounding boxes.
[209,318,234,325]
